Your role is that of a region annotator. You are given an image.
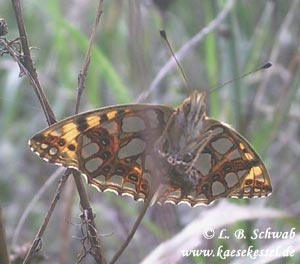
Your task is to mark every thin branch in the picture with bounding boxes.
[60,173,76,264]
[10,0,106,262]
[75,0,104,114]
[11,0,56,125]
[72,171,105,263]
[71,0,106,262]
[110,192,155,264]
[9,0,67,262]
[23,170,71,263]
[11,167,64,248]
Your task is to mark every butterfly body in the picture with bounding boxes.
[29,91,272,206]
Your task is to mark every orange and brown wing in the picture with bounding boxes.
[156,118,272,206]
[29,104,173,201]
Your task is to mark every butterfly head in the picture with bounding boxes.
[175,91,208,148]
[178,91,206,130]
[180,90,207,119]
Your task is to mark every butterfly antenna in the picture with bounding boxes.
[160,29,192,94]
[209,62,272,94]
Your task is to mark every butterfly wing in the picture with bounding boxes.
[29,104,173,201]
[29,100,271,206]
[156,118,272,207]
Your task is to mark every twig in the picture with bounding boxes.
[9,0,66,262]
[9,0,68,261]
[11,0,56,125]
[137,0,235,103]
[110,192,155,264]
[23,170,71,263]
[75,0,104,114]
[11,167,64,248]
[71,0,106,262]
[10,0,106,262]
[60,172,76,264]
[72,171,105,263]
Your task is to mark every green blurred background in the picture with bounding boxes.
[0,0,299,263]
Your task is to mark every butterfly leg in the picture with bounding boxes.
[185,129,213,174]
[153,110,177,155]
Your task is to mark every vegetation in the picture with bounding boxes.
[0,0,299,263]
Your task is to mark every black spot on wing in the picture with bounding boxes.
[31,133,46,142]
[116,110,125,117]
[100,114,108,123]
[58,138,66,146]
[75,116,88,132]
[68,144,76,151]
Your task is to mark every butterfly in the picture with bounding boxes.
[29,90,272,206]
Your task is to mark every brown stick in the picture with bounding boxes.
[71,0,106,262]
[75,0,104,114]
[10,0,106,263]
[23,170,70,263]
[73,171,105,263]
[110,191,155,264]
[11,0,56,125]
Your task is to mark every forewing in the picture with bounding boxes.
[29,104,173,201]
